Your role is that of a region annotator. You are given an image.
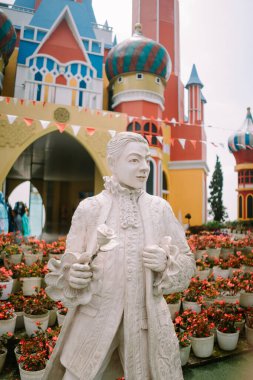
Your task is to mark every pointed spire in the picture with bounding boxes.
[200,90,207,104]
[245,107,253,132]
[104,20,109,28]
[113,35,118,46]
[185,64,203,89]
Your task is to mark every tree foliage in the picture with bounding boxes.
[208,156,227,222]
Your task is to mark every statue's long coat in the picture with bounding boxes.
[43,187,195,380]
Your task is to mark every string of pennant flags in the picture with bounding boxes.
[0,95,240,150]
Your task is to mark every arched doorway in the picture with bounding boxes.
[5,131,96,235]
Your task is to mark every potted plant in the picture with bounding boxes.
[174,309,198,332]
[18,262,47,296]
[242,251,253,273]
[245,308,253,346]
[199,279,220,304]
[23,239,45,266]
[0,267,13,300]
[219,236,234,259]
[215,275,241,304]
[164,292,182,321]
[46,239,65,261]
[195,257,211,280]
[23,290,50,337]
[216,312,240,351]
[0,332,13,373]
[213,258,230,279]
[188,235,207,260]
[35,288,57,327]
[205,235,221,259]
[9,292,27,330]
[0,301,17,335]
[18,350,47,379]
[3,244,23,266]
[56,301,68,326]
[176,330,191,366]
[187,311,215,358]
[182,278,203,313]
[239,272,253,307]
[228,253,243,277]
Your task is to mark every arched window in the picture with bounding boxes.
[146,160,154,195]
[247,195,253,218]
[126,122,141,132]
[239,195,243,219]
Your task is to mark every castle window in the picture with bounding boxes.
[127,122,141,132]
[247,195,253,218]
[117,77,123,84]
[136,73,143,80]
[155,77,161,84]
[239,195,243,218]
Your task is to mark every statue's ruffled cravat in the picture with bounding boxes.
[103,176,143,229]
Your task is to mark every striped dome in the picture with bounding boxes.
[0,10,16,64]
[228,108,253,153]
[105,23,171,82]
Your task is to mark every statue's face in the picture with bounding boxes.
[112,141,150,189]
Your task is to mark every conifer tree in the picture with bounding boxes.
[208,156,227,222]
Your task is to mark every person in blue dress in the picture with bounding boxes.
[0,192,8,233]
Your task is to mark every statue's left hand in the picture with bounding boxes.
[143,245,168,273]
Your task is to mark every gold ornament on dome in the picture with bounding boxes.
[53,107,70,123]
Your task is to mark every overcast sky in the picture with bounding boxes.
[3,0,252,221]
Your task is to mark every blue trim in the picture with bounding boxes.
[17,40,38,64]
[89,54,103,78]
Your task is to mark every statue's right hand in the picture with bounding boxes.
[69,263,93,289]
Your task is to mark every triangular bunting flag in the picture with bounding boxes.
[164,117,169,124]
[19,99,24,105]
[32,100,36,106]
[156,136,163,144]
[102,111,108,117]
[170,137,175,146]
[5,97,10,104]
[115,114,121,118]
[145,135,152,144]
[178,138,186,149]
[43,101,47,107]
[170,118,177,126]
[13,98,18,105]
[0,97,4,102]
[157,117,162,122]
[86,127,96,136]
[96,111,101,116]
[23,118,34,126]
[108,129,117,138]
[190,140,197,149]
[211,142,218,148]
[71,125,81,136]
[78,106,83,112]
[7,115,17,124]
[128,116,134,123]
[40,120,50,129]
[56,122,66,133]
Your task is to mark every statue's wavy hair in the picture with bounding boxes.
[107,132,148,162]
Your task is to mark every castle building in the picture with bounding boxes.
[228,108,253,220]
[0,0,208,234]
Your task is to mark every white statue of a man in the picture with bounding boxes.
[43,132,196,380]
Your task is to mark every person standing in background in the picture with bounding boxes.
[0,192,8,233]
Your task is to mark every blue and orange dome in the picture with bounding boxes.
[105,23,171,82]
[228,108,253,153]
[0,10,16,64]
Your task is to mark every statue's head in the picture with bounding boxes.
[107,132,150,190]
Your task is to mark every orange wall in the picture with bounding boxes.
[114,100,162,118]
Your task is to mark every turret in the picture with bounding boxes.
[186,64,204,124]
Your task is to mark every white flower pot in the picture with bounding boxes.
[21,277,42,296]
[15,311,24,330]
[48,309,57,327]
[190,334,214,358]
[14,345,21,362]
[245,324,253,346]
[207,248,221,259]
[0,314,17,335]
[222,293,240,304]
[180,344,191,366]
[0,278,13,300]
[182,300,201,314]
[19,365,45,380]
[220,248,233,260]
[195,250,207,260]
[243,265,253,273]
[240,292,253,307]
[229,267,242,278]
[217,329,239,351]
[12,278,21,294]
[24,252,43,266]
[168,301,181,321]
[56,310,66,326]
[0,347,7,373]
[48,253,64,261]
[24,312,49,337]
[195,268,210,280]
[8,253,23,265]
[213,267,230,280]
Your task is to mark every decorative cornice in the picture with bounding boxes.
[168,160,209,174]
[112,90,164,110]
[235,163,253,171]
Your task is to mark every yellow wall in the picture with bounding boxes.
[168,169,205,226]
[112,72,165,97]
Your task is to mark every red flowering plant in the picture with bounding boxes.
[176,330,191,347]
[186,310,215,338]
[187,235,206,252]
[46,239,66,256]
[0,267,13,282]
[239,272,253,293]
[0,332,13,354]
[174,309,197,331]
[0,301,15,320]
[183,277,204,304]
[13,262,48,278]
[27,238,46,255]
[217,258,230,270]
[203,256,219,269]
[56,301,68,316]
[23,289,49,316]
[233,239,247,250]
[245,307,253,328]
[219,236,233,249]
[242,251,253,267]
[164,292,182,304]
[215,275,241,296]
[195,257,210,271]
[242,233,253,247]
[199,279,220,300]
[202,300,226,326]
[45,326,61,357]
[9,292,27,312]
[204,235,221,249]
[18,350,47,371]
[217,312,240,333]
[227,252,243,269]
[3,244,22,257]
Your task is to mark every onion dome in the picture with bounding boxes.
[228,108,253,153]
[0,10,17,65]
[105,23,172,82]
